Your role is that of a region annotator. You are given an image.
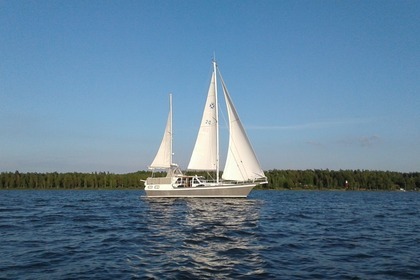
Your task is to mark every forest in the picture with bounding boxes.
[0,169,419,191]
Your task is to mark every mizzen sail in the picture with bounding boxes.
[149,94,172,169]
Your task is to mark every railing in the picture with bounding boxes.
[146,177,172,185]
[220,177,268,185]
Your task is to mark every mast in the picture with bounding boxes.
[169,93,173,166]
[213,60,220,183]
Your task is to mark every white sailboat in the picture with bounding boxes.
[144,60,267,197]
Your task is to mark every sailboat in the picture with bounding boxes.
[144,60,267,197]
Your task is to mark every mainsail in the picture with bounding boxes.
[149,94,172,169]
[220,78,265,181]
[187,71,218,171]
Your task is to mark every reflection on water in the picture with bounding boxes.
[130,198,268,278]
[1,191,418,279]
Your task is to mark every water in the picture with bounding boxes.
[0,190,419,279]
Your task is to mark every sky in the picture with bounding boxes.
[1,0,419,173]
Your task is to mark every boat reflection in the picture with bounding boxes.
[133,198,267,278]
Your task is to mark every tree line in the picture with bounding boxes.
[259,169,420,191]
[0,171,150,189]
[0,169,419,190]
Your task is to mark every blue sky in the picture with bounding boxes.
[1,0,419,173]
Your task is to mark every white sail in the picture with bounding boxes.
[187,71,218,171]
[149,94,172,169]
[220,78,266,181]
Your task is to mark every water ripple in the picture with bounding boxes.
[0,190,419,279]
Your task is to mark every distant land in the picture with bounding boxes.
[1,170,419,191]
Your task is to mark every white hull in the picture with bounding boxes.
[144,183,256,198]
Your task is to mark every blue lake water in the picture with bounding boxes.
[0,190,419,279]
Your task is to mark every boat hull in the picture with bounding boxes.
[144,183,256,198]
